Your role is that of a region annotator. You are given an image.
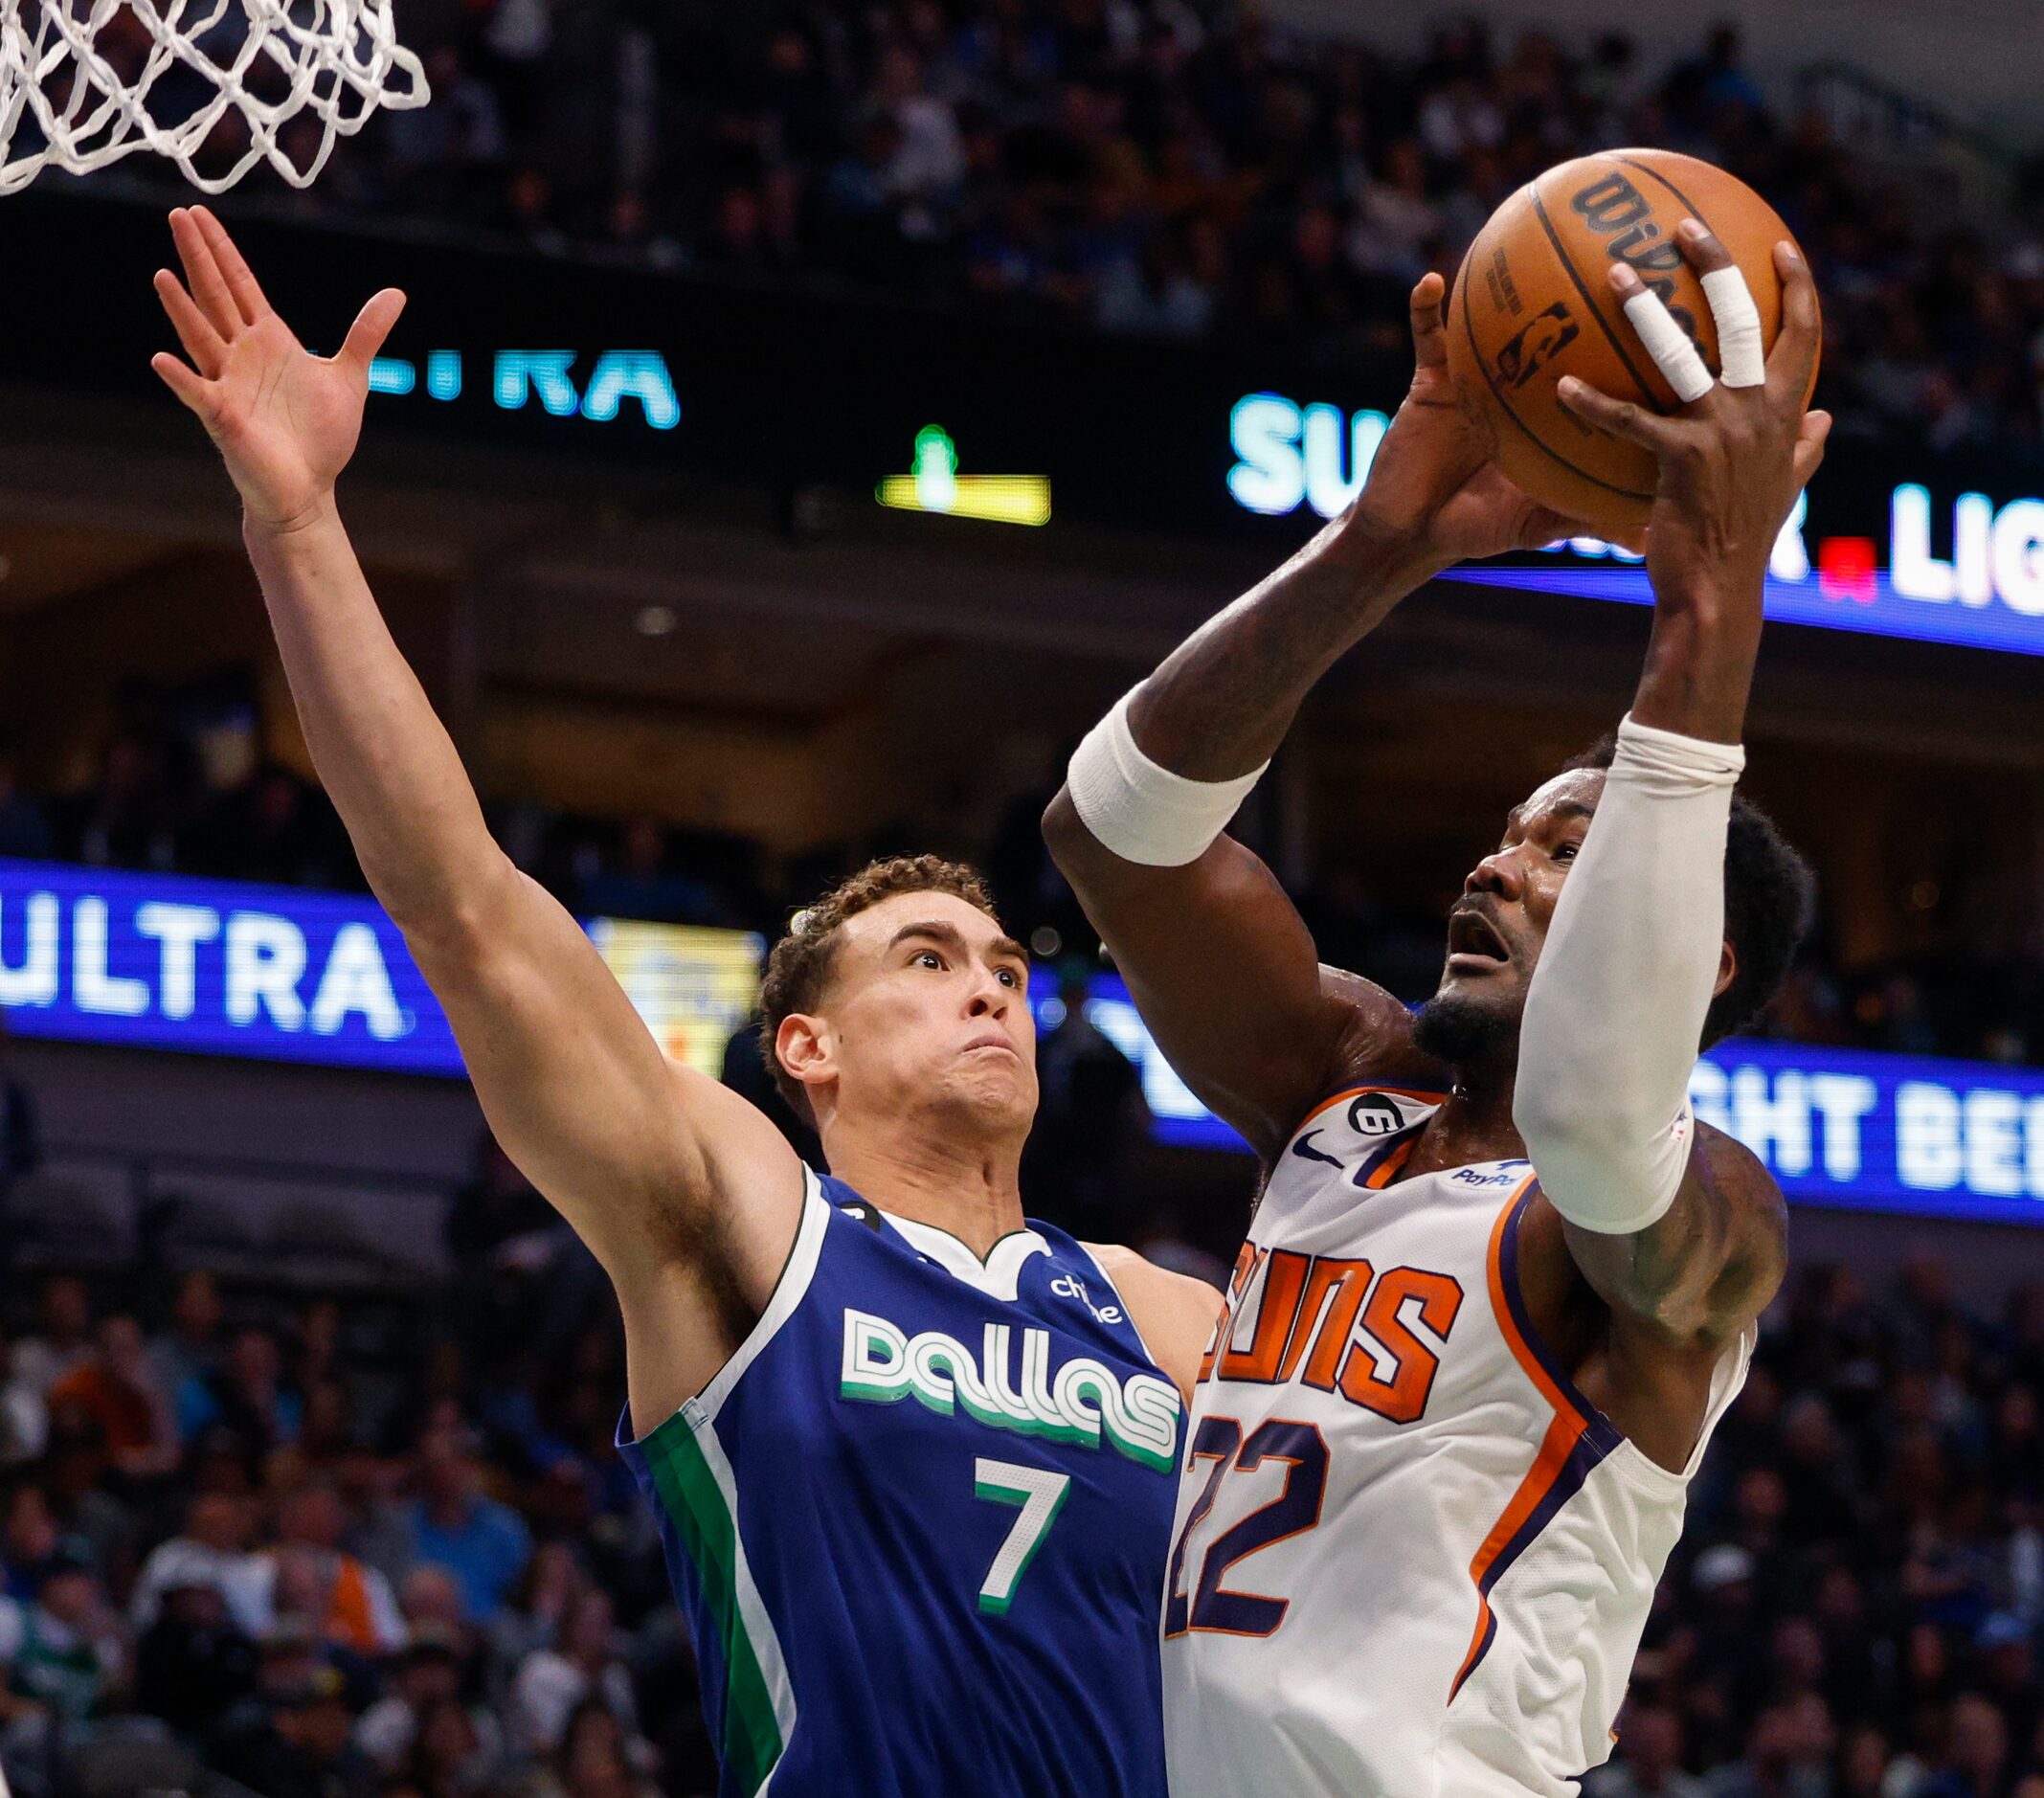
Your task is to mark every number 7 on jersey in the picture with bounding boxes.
[974,1460,1071,1616]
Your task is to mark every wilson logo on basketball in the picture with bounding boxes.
[1568,170,1700,341]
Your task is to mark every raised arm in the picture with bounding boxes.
[1044,278,1601,1157]
[1512,224,1828,1358]
[150,208,798,1423]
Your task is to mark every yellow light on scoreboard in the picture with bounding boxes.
[587,918,764,1076]
[876,425,1051,528]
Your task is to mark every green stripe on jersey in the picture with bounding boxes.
[640,1422,786,1793]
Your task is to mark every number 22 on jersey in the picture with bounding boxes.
[1167,1248,1464,1639]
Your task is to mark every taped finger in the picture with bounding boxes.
[1622,287,1714,405]
[1700,264,1765,388]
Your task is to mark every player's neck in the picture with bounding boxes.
[825,1128,1028,1259]
[1414,1059,1525,1171]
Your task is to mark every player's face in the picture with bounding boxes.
[1420,769,1604,1054]
[814,891,1039,1135]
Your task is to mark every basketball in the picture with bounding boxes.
[1448,148,1817,532]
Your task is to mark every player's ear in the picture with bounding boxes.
[1714,940,1737,1000]
[776,1011,833,1090]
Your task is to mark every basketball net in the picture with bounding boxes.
[0,0,430,195]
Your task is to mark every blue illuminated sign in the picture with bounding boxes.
[1228,391,2044,659]
[1228,393,1391,521]
[1046,974,2044,1226]
[16,856,2044,1226]
[0,860,457,1075]
[1684,1039,2044,1225]
[0,862,759,1081]
[370,350,679,429]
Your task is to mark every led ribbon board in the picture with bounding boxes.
[0,861,760,1081]
[13,856,2044,1225]
[877,424,1051,527]
[1229,393,2044,658]
[1043,974,2044,1226]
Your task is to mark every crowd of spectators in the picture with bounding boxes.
[123,2,2044,451]
[0,1180,2034,1793]
[0,1246,711,1798]
[1588,1256,2044,1798]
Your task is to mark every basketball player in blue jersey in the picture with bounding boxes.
[1047,226,1831,1794]
[145,205,1223,1797]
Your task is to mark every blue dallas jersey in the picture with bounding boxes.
[617,1167,1183,1798]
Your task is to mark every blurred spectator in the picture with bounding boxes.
[1701,1695,1836,1797]
[0,1542,126,1723]
[487,1540,587,1688]
[357,1627,505,1777]
[1922,1690,2011,1797]
[1,1484,59,1601]
[245,1482,407,1658]
[577,818,716,925]
[1022,965,1146,1239]
[188,1326,303,1462]
[45,1315,180,1481]
[213,1662,377,1798]
[505,1588,640,1759]
[403,1424,532,1624]
[130,1491,264,1639]
[12,1276,94,1400]
[188,762,348,888]
[58,727,183,871]
[0,1339,49,1469]
[1588,1701,1710,1797]
[519,1697,663,1798]
[146,1270,225,1420]
[133,1576,257,1736]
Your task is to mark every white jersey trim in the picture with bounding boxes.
[690,1168,833,1427]
[878,1209,1050,1301]
[689,1409,801,1790]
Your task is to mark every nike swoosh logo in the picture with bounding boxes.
[1292,1131,1342,1169]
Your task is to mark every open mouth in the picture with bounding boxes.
[1446,908,1511,967]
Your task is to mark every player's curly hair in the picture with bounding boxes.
[1562,737,1815,1047]
[758,855,1003,1123]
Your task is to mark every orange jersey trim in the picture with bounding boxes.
[1296,1084,1450,1132]
[1449,1178,1624,1702]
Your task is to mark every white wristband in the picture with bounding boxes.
[1067,691,1268,867]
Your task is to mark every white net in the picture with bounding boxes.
[0,0,430,195]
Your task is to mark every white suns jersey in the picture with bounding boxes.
[1162,1085,1752,1798]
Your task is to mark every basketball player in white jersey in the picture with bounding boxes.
[1045,222,1829,1795]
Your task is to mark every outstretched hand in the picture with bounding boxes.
[1555,225,1830,623]
[150,206,405,534]
[1556,222,1831,742]
[1347,272,1626,572]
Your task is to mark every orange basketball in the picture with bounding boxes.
[1447,148,1817,532]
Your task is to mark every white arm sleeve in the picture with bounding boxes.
[1512,715,1743,1235]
